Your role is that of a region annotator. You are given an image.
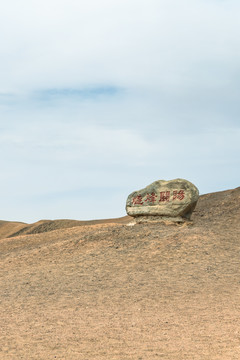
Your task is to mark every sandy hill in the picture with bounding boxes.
[0,187,240,359]
[0,216,131,240]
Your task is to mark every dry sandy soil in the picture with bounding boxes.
[0,187,240,359]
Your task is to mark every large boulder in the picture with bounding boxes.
[126,178,199,222]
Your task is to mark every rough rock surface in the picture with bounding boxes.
[126,178,199,221]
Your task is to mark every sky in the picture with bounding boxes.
[0,0,240,223]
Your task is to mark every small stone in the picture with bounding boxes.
[126,178,199,223]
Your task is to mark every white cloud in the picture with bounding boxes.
[1,0,240,90]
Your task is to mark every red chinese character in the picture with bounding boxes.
[144,192,157,204]
[132,194,143,205]
[159,191,170,202]
[173,190,185,201]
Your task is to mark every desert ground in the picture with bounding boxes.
[0,187,240,359]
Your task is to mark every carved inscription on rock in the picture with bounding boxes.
[132,189,185,206]
[126,178,199,221]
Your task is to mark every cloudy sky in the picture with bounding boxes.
[0,0,239,222]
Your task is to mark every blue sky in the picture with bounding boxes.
[0,0,239,222]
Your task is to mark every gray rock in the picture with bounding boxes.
[126,178,199,222]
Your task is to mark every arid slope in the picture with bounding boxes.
[0,187,240,359]
[0,216,131,240]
